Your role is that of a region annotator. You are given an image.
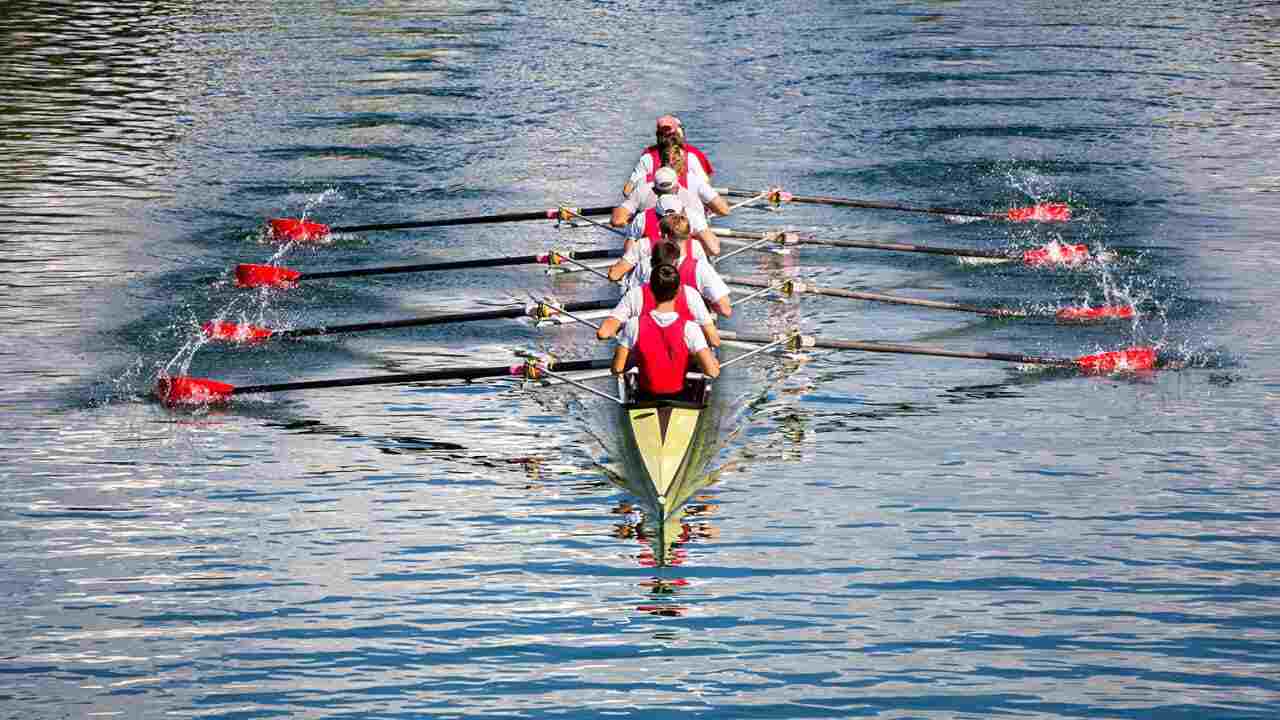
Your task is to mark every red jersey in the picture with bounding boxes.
[633,313,691,395]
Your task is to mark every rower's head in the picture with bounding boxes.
[653,167,679,196]
[651,263,681,303]
[652,240,682,269]
[654,116,687,177]
[655,193,684,219]
[658,212,690,241]
[656,114,684,144]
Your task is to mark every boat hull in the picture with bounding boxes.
[625,400,704,506]
[610,373,722,560]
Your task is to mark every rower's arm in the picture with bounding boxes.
[706,194,731,218]
[611,206,632,228]
[623,155,649,198]
[611,346,630,375]
[712,296,733,318]
[701,321,721,349]
[607,257,635,283]
[694,347,720,379]
[597,316,623,342]
[698,228,721,256]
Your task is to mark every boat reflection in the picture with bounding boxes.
[609,482,722,617]
[605,459,725,571]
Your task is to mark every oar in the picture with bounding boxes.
[156,357,613,406]
[234,248,621,289]
[721,275,1135,322]
[202,298,616,343]
[720,331,1157,374]
[713,228,1091,267]
[268,205,616,242]
[715,187,1071,223]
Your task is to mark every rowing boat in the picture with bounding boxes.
[159,187,1157,568]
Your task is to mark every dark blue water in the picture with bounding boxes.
[3,1,1278,717]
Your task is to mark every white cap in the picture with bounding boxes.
[655,193,685,216]
[652,167,678,194]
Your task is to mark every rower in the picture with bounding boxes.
[597,240,722,348]
[612,167,723,256]
[623,115,714,196]
[617,189,706,265]
[610,262,721,396]
[608,212,732,318]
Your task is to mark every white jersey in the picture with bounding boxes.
[617,313,708,353]
[609,285,712,326]
[620,184,714,234]
[627,152,712,195]
[621,243,730,305]
[624,204,710,241]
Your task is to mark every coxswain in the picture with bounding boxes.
[610,262,721,396]
[613,167,723,256]
[608,212,732,318]
[622,115,714,196]
[597,240,722,348]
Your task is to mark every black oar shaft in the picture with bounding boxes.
[298,249,620,281]
[723,276,1017,317]
[720,187,997,219]
[720,331,1071,367]
[805,237,1011,260]
[330,206,616,234]
[275,298,616,339]
[230,358,613,396]
[714,227,1012,260]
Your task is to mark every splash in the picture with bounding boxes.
[1150,338,1238,371]
[262,187,342,250]
[1006,167,1061,206]
[152,284,284,406]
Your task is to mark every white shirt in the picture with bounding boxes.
[624,206,711,241]
[621,243,730,305]
[617,313,709,354]
[609,285,712,326]
[627,151,712,195]
[622,233,708,266]
[620,184,714,234]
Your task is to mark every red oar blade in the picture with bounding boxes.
[1022,242,1090,267]
[236,263,301,288]
[156,376,235,406]
[1075,346,1157,374]
[1055,305,1136,322]
[202,321,274,343]
[1006,202,1071,223]
[268,218,330,242]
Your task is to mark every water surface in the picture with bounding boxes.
[2,1,1278,717]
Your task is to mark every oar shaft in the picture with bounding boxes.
[275,298,615,339]
[713,227,1011,260]
[722,276,1017,317]
[298,249,620,281]
[717,187,996,219]
[805,237,1010,260]
[230,358,613,396]
[719,331,1071,367]
[330,206,615,234]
